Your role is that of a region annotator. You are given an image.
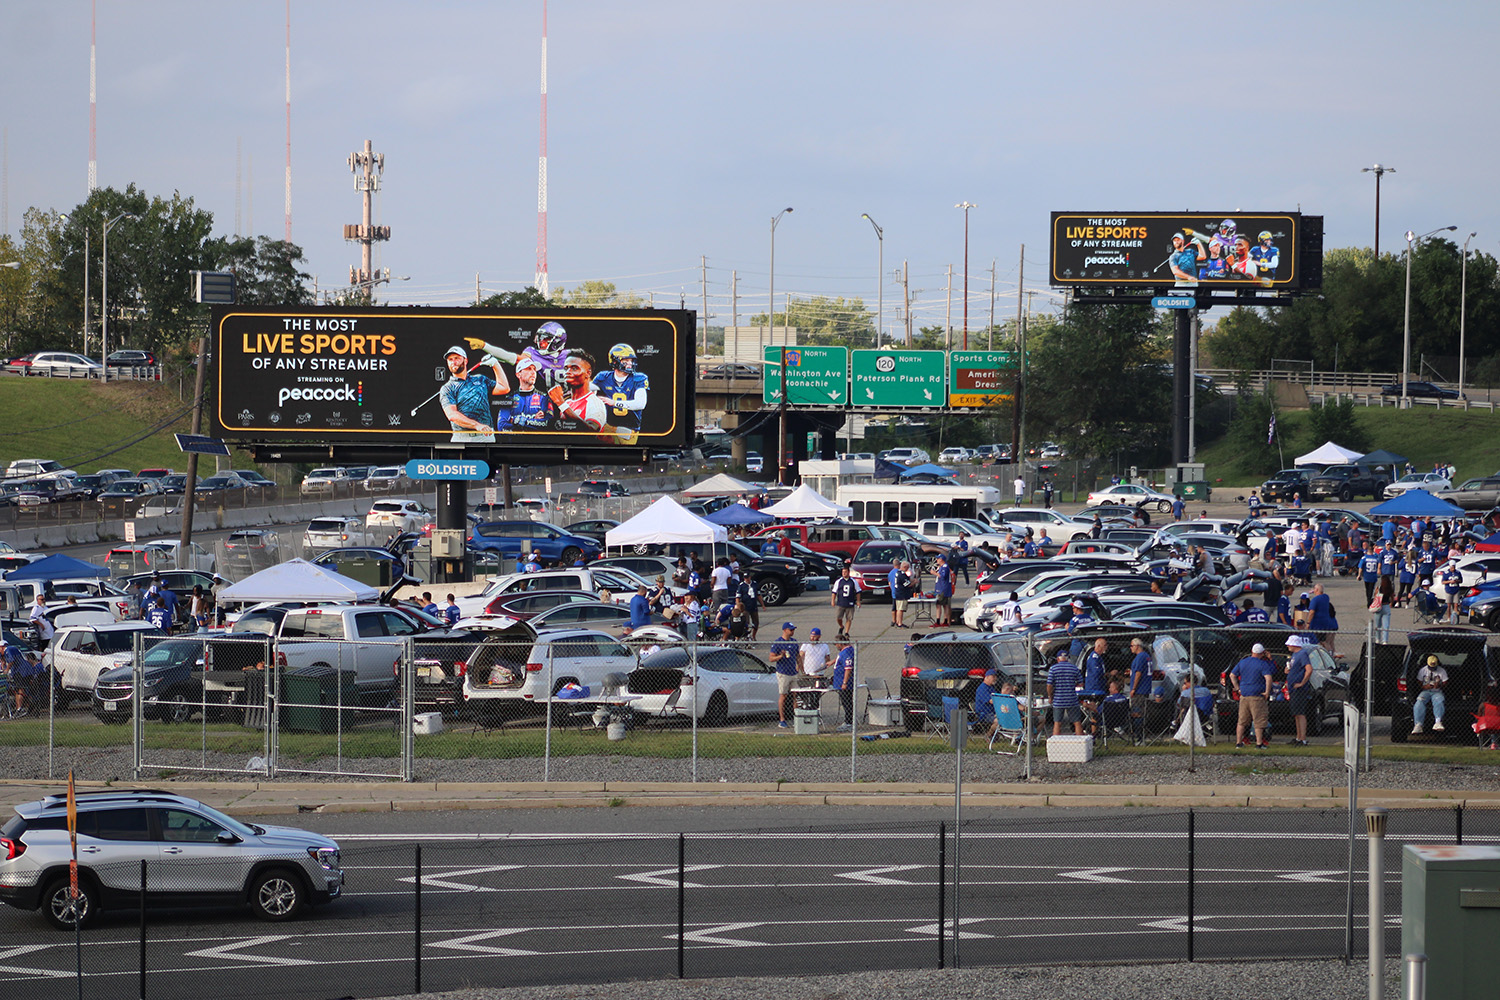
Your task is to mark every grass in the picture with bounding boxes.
[1196,404,1500,488]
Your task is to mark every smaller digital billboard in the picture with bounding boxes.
[212,306,693,450]
[1050,212,1302,288]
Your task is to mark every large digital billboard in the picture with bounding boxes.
[1049,212,1303,288]
[212,306,693,449]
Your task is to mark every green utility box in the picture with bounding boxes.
[1174,481,1210,500]
[1402,844,1500,998]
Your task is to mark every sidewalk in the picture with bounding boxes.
[5,778,1498,817]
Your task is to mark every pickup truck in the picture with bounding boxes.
[747,523,885,562]
[1307,464,1388,502]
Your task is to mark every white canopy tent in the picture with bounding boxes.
[1294,441,1364,466]
[680,473,766,496]
[605,495,728,549]
[760,483,852,519]
[216,558,380,604]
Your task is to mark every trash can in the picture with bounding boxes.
[280,666,359,733]
[241,669,271,729]
[1402,843,1500,998]
[1174,481,1210,501]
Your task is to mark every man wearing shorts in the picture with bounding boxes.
[770,622,800,729]
[1047,649,1084,736]
[1231,643,1275,749]
[831,564,860,640]
[890,561,913,628]
[1284,634,1314,746]
[1127,637,1152,741]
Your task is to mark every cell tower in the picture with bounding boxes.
[344,140,391,290]
[88,0,97,192]
[284,0,292,243]
[535,0,549,297]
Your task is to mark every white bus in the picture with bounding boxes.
[835,483,1004,528]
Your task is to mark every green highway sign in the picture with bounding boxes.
[948,350,1019,407]
[762,346,848,406]
[851,349,947,407]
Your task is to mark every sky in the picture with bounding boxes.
[3,1,1498,335]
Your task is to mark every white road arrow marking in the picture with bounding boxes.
[1059,867,1132,883]
[0,944,73,978]
[395,864,521,892]
[183,935,316,966]
[1277,870,1346,883]
[835,864,924,886]
[672,922,766,947]
[427,929,539,957]
[618,864,718,888]
[1140,916,1200,933]
[904,917,992,939]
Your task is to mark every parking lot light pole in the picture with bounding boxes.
[770,208,792,481]
[1460,232,1476,397]
[1401,225,1456,405]
[101,212,139,383]
[1362,164,1394,257]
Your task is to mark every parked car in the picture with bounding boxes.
[851,539,930,599]
[97,477,160,502]
[1382,472,1452,498]
[1260,468,1313,503]
[529,601,636,631]
[1438,477,1500,511]
[879,447,931,466]
[563,519,620,543]
[699,362,760,380]
[469,590,601,622]
[300,467,351,496]
[900,632,1040,732]
[937,447,973,464]
[577,480,631,497]
[25,352,103,377]
[1307,464,1388,502]
[1380,380,1463,401]
[1085,483,1178,511]
[302,516,376,556]
[221,530,281,576]
[467,520,603,566]
[0,788,342,928]
[90,635,208,723]
[136,468,174,482]
[459,623,637,724]
[45,621,167,704]
[104,349,157,368]
[627,645,780,724]
[1213,635,1349,737]
[69,472,123,500]
[367,499,433,539]
[1389,626,1495,742]
[3,459,78,482]
[745,452,764,474]
[310,546,413,587]
[362,466,408,492]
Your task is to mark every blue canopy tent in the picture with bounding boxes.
[1360,448,1408,467]
[705,503,774,526]
[1368,489,1465,519]
[2,553,111,581]
[899,463,958,479]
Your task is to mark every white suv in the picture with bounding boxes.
[367,499,432,539]
[880,447,931,466]
[460,624,638,725]
[0,789,342,928]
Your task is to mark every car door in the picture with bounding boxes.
[73,807,156,894]
[152,807,253,895]
[51,627,102,692]
[732,648,778,713]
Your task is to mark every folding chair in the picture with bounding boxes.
[1098,697,1134,748]
[923,695,957,740]
[987,694,1025,755]
[1412,590,1442,626]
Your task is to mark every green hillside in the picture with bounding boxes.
[0,377,237,475]
[1196,404,1500,487]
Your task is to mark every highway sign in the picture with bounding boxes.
[948,350,1019,407]
[762,346,848,406]
[851,349,946,407]
[406,459,491,480]
[1151,295,1195,309]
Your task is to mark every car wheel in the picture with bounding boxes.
[1307,696,1324,737]
[1338,487,1352,502]
[1157,500,1173,513]
[1373,483,1388,500]
[559,546,581,565]
[703,691,729,727]
[162,694,192,724]
[42,874,97,930]
[248,868,305,921]
[756,576,786,607]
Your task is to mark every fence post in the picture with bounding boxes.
[1187,808,1195,961]
[139,859,147,1000]
[402,637,415,783]
[414,844,422,994]
[1455,803,1463,845]
[265,636,278,779]
[132,630,145,780]
[677,833,685,979]
[937,821,946,969]
[690,640,699,783]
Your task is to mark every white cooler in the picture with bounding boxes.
[867,699,903,728]
[413,712,445,736]
[1046,734,1093,762]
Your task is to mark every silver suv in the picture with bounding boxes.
[0,789,342,929]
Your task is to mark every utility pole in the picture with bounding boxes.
[701,255,709,357]
[1010,244,1025,464]
[475,273,481,305]
[956,201,976,349]
[731,270,738,355]
[988,260,996,350]
[944,265,953,350]
[344,140,391,294]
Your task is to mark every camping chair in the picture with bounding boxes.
[923,695,958,740]
[0,668,13,720]
[987,694,1026,755]
[1098,697,1134,748]
[1412,589,1443,626]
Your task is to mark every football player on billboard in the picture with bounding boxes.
[591,343,650,430]
[1209,218,1237,257]
[438,345,510,443]
[503,354,560,432]
[548,349,639,444]
[1250,231,1280,280]
[1229,235,1259,279]
[465,320,569,392]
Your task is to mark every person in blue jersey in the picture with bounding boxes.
[1249,231,1279,280]
[1197,240,1231,280]
[439,345,510,443]
[592,343,650,431]
[502,355,559,432]
[465,320,570,394]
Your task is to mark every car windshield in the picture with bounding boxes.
[856,543,906,562]
[143,641,204,668]
[96,630,146,654]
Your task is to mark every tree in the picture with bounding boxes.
[1306,397,1370,454]
[749,295,874,346]
[204,236,315,306]
[1222,376,1282,473]
[550,280,647,309]
[477,287,551,309]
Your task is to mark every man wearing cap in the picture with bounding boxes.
[1127,637,1151,742]
[1412,654,1448,735]
[439,344,511,443]
[799,627,831,682]
[770,622,800,728]
[830,564,860,641]
[1048,648,1084,737]
[830,641,857,731]
[1231,643,1275,748]
[1066,600,1095,658]
[503,354,560,431]
[1284,635,1314,746]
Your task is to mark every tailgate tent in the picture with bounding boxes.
[216,558,380,603]
[1359,448,1408,467]
[899,463,958,479]
[1368,490,1466,519]
[1295,441,1364,466]
[681,474,765,497]
[605,496,728,548]
[1475,531,1500,553]
[705,503,775,526]
[761,484,852,519]
[2,553,111,581]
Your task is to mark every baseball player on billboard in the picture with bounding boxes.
[438,344,510,443]
[592,343,650,431]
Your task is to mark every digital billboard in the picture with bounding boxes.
[1049,212,1303,288]
[212,306,693,449]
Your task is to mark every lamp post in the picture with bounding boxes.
[1460,232,1476,398]
[101,212,138,383]
[1362,164,1394,258]
[1401,225,1457,405]
[860,214,883,346]
[956,202,976,348]
[769,207,792,483]
[767,208,792,355]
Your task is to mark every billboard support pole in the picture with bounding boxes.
[179,334,211,553]
[1172,308,1191,466]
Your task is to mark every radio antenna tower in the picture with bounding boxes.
[344,140,391,291]
[88,0,97,192]
[284,0,292,243]
[535,0,549,297]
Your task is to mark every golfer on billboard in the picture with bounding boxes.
[439,344,510,443]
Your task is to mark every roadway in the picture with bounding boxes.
[0,804,1460,998]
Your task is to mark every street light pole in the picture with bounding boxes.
[100,212,138,384]
[956,202,976,349]
[1362,164,1394,258]
[767,207,792,358]
[769,207,792,483]
[1401,225,1457,406]
[1460,232,1476,398]
[861,214,883,346]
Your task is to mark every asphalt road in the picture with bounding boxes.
[0,804,1470,998]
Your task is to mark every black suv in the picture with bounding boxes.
[1261,468,1312,503]
[1389,626,1497,742]
[650,540,804,607]
[1307,464,1387,502]
[1380,381,1463,401]
[577,480,631,497]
